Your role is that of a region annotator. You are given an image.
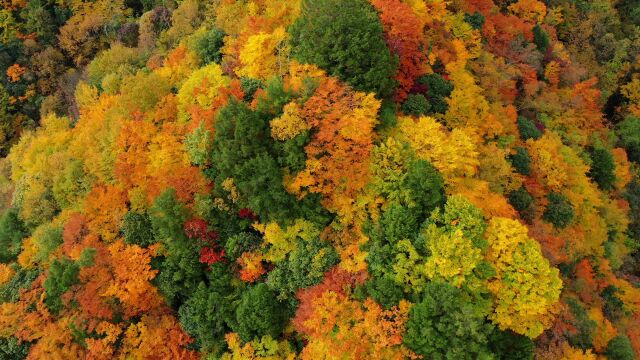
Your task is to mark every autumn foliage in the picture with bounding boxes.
[0,0,638,359]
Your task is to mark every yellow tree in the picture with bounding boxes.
[221,333,296,360]
[396,115,479,182]
[254,219,319,262]
[270,102,309,141]
[237,27,289,80]
[424,228,482,287]
[508,0,547,23]
[621,75,640,117]
[485,217,562,338]
[176,63,231,123]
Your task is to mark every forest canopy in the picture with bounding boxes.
[0,0,639,359]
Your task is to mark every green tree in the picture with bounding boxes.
[378,203,421,244]
[517,116,542,141]
[290,0,397,97]
[464,12,485,30]
[121,211,154,247]
[178,264,237,353]
[193,27,225,64]
[605,335,635,360]
[417,73,453,114]
[0,336,30,360]
[616,116,640,163]
[533,24,550,53]
[488,330,534,360]
[403,159,445,215]
[43,257,80,314]
[240,77,263,102]
[625,179,640,247]
[601,285,625,321]
[508,187,534,222]
[566,298,596,350]
[150,189,206,306]
[588,147,616,190]
[509,146,531,175]
[401,94,430,116]
[362,275,405,309]
[267,238,339,304]
[0,84,14,157]
[543,192,574,228]
[210,100,321,223]
[223,232,262,260]
[234,283,289,342]
[0,209,27,263]
[403,282,493,359]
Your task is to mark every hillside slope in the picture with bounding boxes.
[0,0,639,359]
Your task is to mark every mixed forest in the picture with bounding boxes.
[0,0,639,359]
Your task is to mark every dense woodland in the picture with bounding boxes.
[0,0,639,358]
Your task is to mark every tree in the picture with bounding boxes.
[402,159,445,214]
[290,77,380,218]
[267,238,339,304]
[292,266,411,359]
[150,189,206,306]
[43,257,80,314]
[0,336,30,359]
[484,218,562,338]
[290,0,397,97]
[178,265,237,353]
[509,146,531,175]
[221,333,296,360]
[118,314,199,359]
[367,137,445,216]
[299,295,412,359]
[508,187,534,222]
[625,179,640,247]
[84,184,128,242]
[532,24,549,53]
[86,44,146,89]
[543,192,575,229]
[269,102,309,141]
[517,116,542,141]
[0,209,27,263]
[121,211,154,247]
[362,275,405,309]
[416,74,453,114]
[176,62,230,123]
[616,116,640,163]
[209,100,304,222]
[234,283,288,342]
[508,0,547,23]
[0,267,39,303]
[397,116,479,181]
[401,94,430,116]
[102,240,160,318]
[423,228,483,287]
[465,12,485,30]
[600,286,625,322]
[488,330,534,360]
[237,27,289,80]
[0,84,14,157]
[588,148,616,191]
[192,27,225,64]
[58,0,129,65]
[605,335,635,360]
[403,282,494,359]
[371,0,428,100]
